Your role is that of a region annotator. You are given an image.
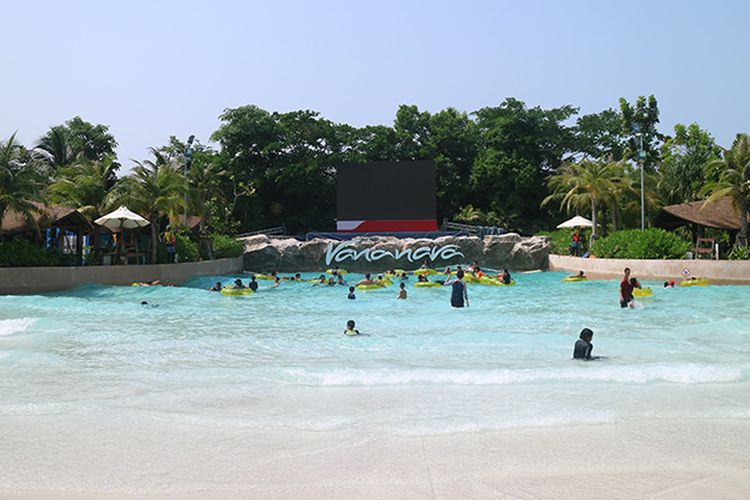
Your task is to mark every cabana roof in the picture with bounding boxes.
[655,197,748,230]
[0,202,94,235]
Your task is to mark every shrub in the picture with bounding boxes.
[175,233,199,262]
[212,234,244,259]
[591,228,691,259]
[537,228,591,255]
[0,239,77,267]
[728,245,750,260]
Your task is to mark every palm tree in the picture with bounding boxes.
[35,126,74,170]
[543,159,623,240]
[700,133,750,246]
[109,148,185,263]
[0,133,45,234]
[48,155,119,261]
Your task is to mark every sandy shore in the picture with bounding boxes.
[2,418,749,499]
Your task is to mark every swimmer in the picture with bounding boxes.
[140,301,159,308]
[573,328,601,360]
[499,269,512,285]
[356,273,383,287]
[663,280,675,288]
[208,281,222,292]
[269,276,281,289]
[400,272,409,281]
[315,274,326,284]
[232,278,245,289]
[347,286,356,300]
[397,282,407,299]
[420,259,430,269]
[337,274,347,286]
[619,268,635,308]
[469,260,480,273]
[448,269,469,308]
[568,270,586,279]
[417,274,430,283]
[443,266,452,275]
[248,275,259,292]
[344,319,360,336]
[327,277,336,287]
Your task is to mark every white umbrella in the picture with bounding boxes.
[95,206,150,230]
[556,215,593,229]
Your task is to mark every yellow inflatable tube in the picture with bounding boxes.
[220,287,253,296]
[356,283,384,291]
[413,268,437,276]
[633,287,653,297]
[562,276,588,282]
[414,281,442,288]
[326,268,348,275]
[680,278,709,287]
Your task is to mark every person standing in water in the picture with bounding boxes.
[448,269,469,308]
[397,282,407,299]
[344,320,360,336]
[347,286,356,300]
[573,328,601,360]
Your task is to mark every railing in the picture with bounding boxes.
[442,219,507,238]
[237,225,287,238]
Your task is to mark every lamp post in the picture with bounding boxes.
[183,135,195,225]
[633,124,646,231]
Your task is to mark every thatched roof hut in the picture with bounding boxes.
[0,202,94,236]
[655,197,748,230]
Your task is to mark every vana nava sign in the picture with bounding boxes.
[325,242,464,265]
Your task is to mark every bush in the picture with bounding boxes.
[0,239,77,267]
[537,229,591,255]
[175,233,199,262]
[212,234,244,259]
[591,228,691,259]
[728,245,750,260]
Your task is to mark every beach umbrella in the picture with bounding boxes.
[95,206,150,230]
[556,215,593,229]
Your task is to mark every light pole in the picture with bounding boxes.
[633,122,646,231]
[183,135,195,226]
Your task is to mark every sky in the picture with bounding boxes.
[3,0,749,168]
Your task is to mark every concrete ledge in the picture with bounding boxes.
[0,257,244,295]
[549,254,750,284]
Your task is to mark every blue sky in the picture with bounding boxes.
[3,0,749,166]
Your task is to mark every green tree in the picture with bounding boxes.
[36,116,118,170]
[619,95,662,169]
[700,133,750,245]
[0,133,45,233]
[472,98,578,232]
[658,123,721,205]
[109,149,185,263]
[48,155,119,261]
[574,109,625,160]
[543,159,626,240]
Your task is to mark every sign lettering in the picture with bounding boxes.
[324,242,465,266]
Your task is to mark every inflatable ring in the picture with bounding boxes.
[478,276,503,286]
[254,274,274,280]
[326,268,348,275]
[375,279,393,287]
[633,287,653,297]
[562,276,588,282]
[680,278,709,287]
[462,274,481,284]
[356,283,384,291]
[220,287,253,296]
[413,268,437,276]
[414,281,442,288]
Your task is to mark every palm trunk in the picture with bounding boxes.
[591,198,598,243]
[739,197,749,246]
[150,217,158,264]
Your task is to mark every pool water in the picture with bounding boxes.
[1,271,749,437]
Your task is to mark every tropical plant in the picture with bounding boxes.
[542,159,626,240]
[212,234,244,259]
[36,117,118,171]
[700,133,750,246]
[0,133,45,234]
[109,148,185,263]
[591,228,691,259]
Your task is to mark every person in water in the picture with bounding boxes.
[327,277,336,287]
[573,328,599,360]
[568,270,586,279]
[344,319,360,336]
[619,268,640,308]
[356,273,382,287]
[397,282,407,299]
[417,274,430,283]
[248,275,259,292]
[347,286,356,300]
[315,274,326,284]
[208,281,222,291]
[269,276,281,289]
[232,278,245,289]
[420,259,430,269]
[449,269,469,308]
[663,280,676,288]
[400,272,409,281]
[500,269,512,285]
[336,274,347,286]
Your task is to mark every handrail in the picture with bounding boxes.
[442,219,506,237]
[237,225,286,238]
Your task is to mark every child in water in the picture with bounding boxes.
[347,286,356,300]
[573,328,599,360]
[344,319,360,336]
[397,282,407,299]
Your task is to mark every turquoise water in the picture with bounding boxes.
[1,271,749,436]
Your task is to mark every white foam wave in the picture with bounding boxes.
[284,364,744,386]
[0,318,36,337]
